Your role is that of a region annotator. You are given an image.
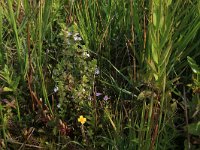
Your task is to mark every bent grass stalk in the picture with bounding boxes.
[36,0,53,115]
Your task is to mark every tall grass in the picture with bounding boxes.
[74,0,200,149]
[0,0,199,149]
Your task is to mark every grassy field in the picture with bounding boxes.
[0,0,200,149]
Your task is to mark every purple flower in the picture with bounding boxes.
[103,95,109,101]
[96,92,102,97]
[1,99,8,104]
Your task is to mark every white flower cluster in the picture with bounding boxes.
[83,51,90,58]
[95,68,100,75]
[73,33,82,41]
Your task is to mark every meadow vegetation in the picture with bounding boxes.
[0,0,200,149]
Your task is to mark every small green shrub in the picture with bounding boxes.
[53,23,97,127]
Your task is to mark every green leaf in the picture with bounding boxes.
[138,90,156,100]
[187,122,200,136]
[3,87,13,92]
[153,12,157,27]
[170,100,177,112]
[147,60,157,73]
[187,56,200,74]
[82,75,88,83]
[167,0,172,6]
[159,44,172,68]
[153,73,158,81]
[152,43,159,64]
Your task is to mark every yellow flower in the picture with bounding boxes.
[78,115,86,125]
